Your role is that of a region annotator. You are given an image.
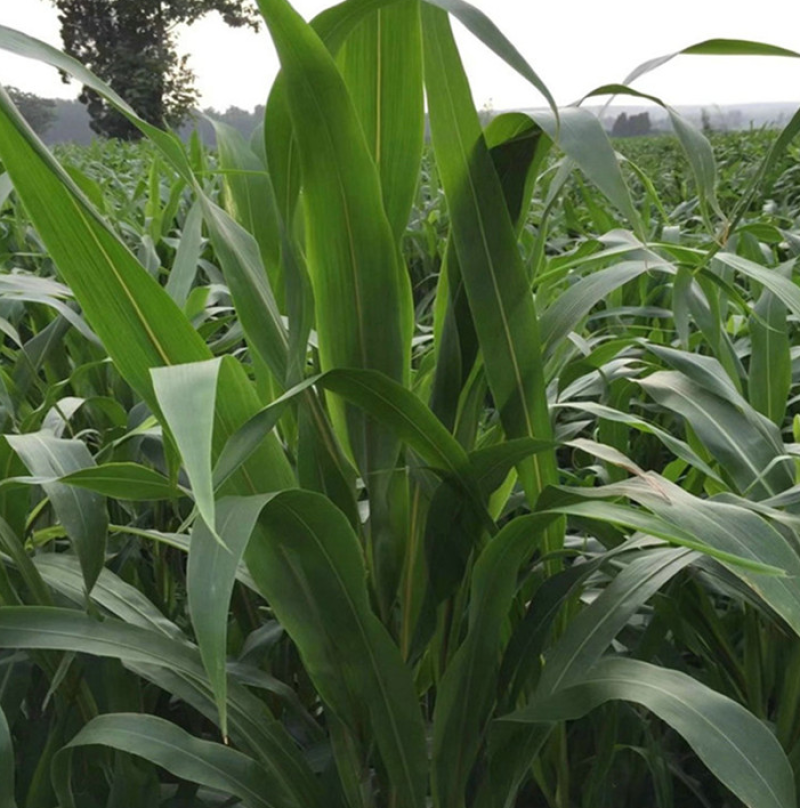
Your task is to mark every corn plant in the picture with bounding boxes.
[0,2,799,807]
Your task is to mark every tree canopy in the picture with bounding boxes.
[52,0,259,139]
[5,87,57,136]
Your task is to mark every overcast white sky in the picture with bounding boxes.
[0,0,798,112]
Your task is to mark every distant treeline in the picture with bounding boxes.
[8,90,800,146]
[17,95,267,146]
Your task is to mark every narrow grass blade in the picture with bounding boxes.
[540,259,674,356]
[0,608,321,805]
[166,199,203,308]
[549,477,800,635]
[214,369,477,503]
[639,371,793,498]
[0,88,209,408]
[33,555,187,643]
[212,120,283,297]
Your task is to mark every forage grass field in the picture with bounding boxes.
[1,2,800,807]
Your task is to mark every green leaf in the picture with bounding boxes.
[639,371,793,498]
[7,432,107,593]
[548,477,800,636]
[337,1,424,243]
[431,514,553,805]
[257,0,413,480]
[214,369,476,499]
[421,5,556,512]
[229,490,428,808]
[166,199,204,308]
[503,657,796,808]
[32,554,187,643]
[623,39,800,87]
[53,714,299,808]
[424,0,557,116]
[0,704,16,808]
[0,607,321,805]
[189,497,260,737]
[151,358,222,538]
[536,547,698,695]
[59,463,181,501]
[540,259,674,355]
[750,281,791,426]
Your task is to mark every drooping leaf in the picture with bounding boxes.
[7,433,107,592]
[503,657,796,808]
[53,714,300,808]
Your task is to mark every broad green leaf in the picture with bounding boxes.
[166,199,203,308]
[59,463,181,501]
[212,119,282,296]
[0,704,15,808]
[189,497,260,737]
[233,490,427,808]
[532,107,643,233]
[264,0,558,222]
[549,477,800,635]
[0,26,193,179]
[0,86,207,408]
[431,514,552,806]
[337,1,424,243]
[53,714,299,808]
[503,658,796,808]
[580,83,722,221]
[639,371,793,498]
[0,608,321,805]
[554,401,722,482]
[623,39,800,87]
[257,0,413,481]
[197,195,290,385]
[714,253,800,319]
[151,358,222,538]
[540,259,674,355]
[537,547,698,695]
[7,433,107,592]
[423,0,556,115]
[32,555,187,644]
[422,5,556,513]
[214,369,476,500]
[749,280,791,426]
[431,117,548,431]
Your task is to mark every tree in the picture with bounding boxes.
[52,1,259,139]
[611,111,652,138]
[6,87,57,136]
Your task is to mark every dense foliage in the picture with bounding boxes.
[51,0,259,138]
[0,3,799,808]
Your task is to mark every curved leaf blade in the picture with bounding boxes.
[503,658,796,808]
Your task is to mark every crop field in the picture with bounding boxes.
[1,2,800,807]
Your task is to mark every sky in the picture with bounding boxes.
[0,0,798,113]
